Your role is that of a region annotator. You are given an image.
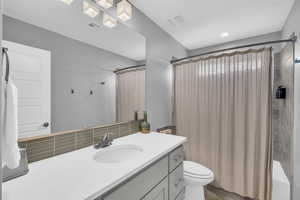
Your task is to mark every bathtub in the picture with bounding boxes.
[272,160,290,200]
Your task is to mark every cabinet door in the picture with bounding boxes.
[102,156,168,200]
[142,178,168,200]
[169,164,184,200]
[169,146,184,172]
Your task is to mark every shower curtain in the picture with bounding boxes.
[116,68,145,122]
[173,48,272,200]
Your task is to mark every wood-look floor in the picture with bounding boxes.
[205,186,253,200]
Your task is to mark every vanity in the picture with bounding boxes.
[3,133,186,200]
[99,143,185,200]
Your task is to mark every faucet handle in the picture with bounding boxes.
[103,132,113,141]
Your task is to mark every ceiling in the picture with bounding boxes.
[4,0,146,61]
[131,0,295,50]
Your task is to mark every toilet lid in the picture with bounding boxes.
[184,161,213,178]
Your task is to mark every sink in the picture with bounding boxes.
[94,144,143,164]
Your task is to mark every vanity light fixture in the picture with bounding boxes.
[103,13,117,28]
[60,0,74,5]
[117,0,132,21]
[83,1,99,18]
[96,0,113,9]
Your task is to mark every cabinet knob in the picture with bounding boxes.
[173,154,183,162]
[175,178,183,187]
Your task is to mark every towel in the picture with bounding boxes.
[1,80,20,169]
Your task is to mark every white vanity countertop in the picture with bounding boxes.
[3,132,186,200]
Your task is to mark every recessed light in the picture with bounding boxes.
[117,0,132,21]
[221,32,229,38]
[95,0,113,9]
[83,1,99,18]
[103,13,117,28]
[60,0,74,5]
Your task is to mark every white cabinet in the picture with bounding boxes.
[100,145,184,200]
[169,164,184,200]
[169,146,184,172]
[102,156,168,200]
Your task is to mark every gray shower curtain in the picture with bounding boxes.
[173,48,272,200]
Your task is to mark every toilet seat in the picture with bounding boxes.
[184,161,214,200]
[184,161,213,179]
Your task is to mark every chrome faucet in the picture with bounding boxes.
[94,133,113,149]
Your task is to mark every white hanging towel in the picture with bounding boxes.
[1,80,20,169]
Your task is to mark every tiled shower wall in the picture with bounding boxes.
[18,121,140,163]
[272,42,295,182]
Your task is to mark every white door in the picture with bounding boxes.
[3,40,51,138]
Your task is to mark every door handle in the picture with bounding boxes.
[43,122,49,128]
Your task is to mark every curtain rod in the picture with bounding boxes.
[171,37,297,64]
[114,64,146,73]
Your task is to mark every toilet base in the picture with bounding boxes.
[184,185,205,200]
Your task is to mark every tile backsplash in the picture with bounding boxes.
[18,121,140,163]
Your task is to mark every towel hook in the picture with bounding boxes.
[2,47,9,83]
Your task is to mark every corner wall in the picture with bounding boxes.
[123,8,188,130]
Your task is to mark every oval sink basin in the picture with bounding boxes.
[94,144,143,164]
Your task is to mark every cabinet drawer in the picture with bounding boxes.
[169,146,184,172]
[102,156,168,200]
[169,164,184,200]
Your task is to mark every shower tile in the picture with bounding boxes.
[272,43,294,182]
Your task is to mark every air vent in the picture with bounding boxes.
[174,15,184,23]
[168,19,176,27]
[167,15,184,27]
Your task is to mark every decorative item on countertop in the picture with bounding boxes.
[140,111,150,134]
[2,148,29,182]
[157,126,176,135]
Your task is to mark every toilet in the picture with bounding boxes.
[183,161,214,200]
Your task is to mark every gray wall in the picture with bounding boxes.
[3,16,138,133]
[122,8,188,130]
[3,5,189,133]
[188,31,282,56]
[282,0,300,199]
